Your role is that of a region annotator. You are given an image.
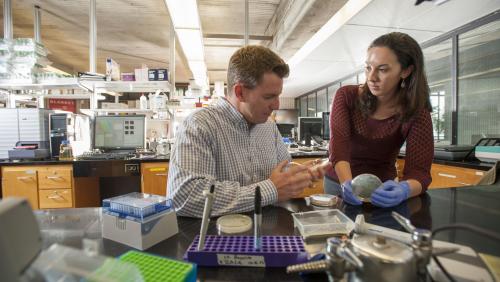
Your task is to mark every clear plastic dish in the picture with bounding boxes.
[102,192,172,220]
[292,209,354,239]
[30,244,143,282]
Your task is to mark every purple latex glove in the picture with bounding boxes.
[371,180,411,208]
[341,180,362,206]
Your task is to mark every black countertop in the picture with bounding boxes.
[35,180,500,281]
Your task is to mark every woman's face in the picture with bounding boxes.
[365,46,408,99]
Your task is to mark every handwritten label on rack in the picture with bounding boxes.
[217,254,265,267]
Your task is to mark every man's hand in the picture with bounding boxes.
[301,158,332,180]
[270,160,312,201]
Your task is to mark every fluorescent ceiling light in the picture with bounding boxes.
[287,0,373,68]
[164,0,200,29]
[188,60,207,72]
[164,0,209,87]
[176,29,205,61]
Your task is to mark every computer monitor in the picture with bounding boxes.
[276,123,294,138]
[322,112,330,140]
[298,117,322,143]
[94,115,145,150]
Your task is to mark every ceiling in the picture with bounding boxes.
[0,0,345,88]
[0,0,499,97]
[283,0,500,97]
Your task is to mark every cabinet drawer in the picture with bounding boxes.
[2,169,39,209]
[39,189,73,209]
[141,162,169,196]
[38,168,72,189]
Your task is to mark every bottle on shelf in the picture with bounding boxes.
[140,93,148,110]
[59,140,73,161]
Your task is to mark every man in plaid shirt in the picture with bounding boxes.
[168,46,328,218]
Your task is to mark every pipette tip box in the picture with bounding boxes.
[102,192,172,221]
[102,192,178,250]
[184,235,308,267]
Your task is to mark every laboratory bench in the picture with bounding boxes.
[35,180,500,281]
[0,154,496,210]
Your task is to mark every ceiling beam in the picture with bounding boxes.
[203,33,273,41]
[267,0,317,51]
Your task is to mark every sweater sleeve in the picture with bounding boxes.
[329,86,354,165]
[401,109,434,192]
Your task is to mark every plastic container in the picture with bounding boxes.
[120,251,196,282]
[184,235,308,267]
[292,209,354,239]
[35,208,102,249]
[140,94,148,110]
[102,192,172,221]
[31,244,143,282]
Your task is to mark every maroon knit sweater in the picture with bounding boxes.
[325,85,434,191]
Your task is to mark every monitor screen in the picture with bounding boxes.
[94,115,145,150]
[298,117,322,141]
[276,123,294,138]
[322,112,330,140]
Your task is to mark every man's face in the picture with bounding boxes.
[238,72,282,125]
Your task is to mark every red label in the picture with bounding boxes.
[48,99,76,113]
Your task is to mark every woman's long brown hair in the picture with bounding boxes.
[358,32,432,122]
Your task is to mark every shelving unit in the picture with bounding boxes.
[80,80,171,93]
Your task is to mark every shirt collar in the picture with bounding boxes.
[215,97,249,130]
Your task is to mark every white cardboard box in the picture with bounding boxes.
[102,209,178,250]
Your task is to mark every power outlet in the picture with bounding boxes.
[124,163,139,174]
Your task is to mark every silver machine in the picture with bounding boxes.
[0,198,42,282]
[0,109,52,159]
[287,212,461,282]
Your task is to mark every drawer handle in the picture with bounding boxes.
[47,176,63,180]
[155,173,168,176]
[438,173,457,179]
[17,176,33,181]
[47,192,63,199]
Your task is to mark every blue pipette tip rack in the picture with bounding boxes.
[184,235,308,267]
[102,192,172,221]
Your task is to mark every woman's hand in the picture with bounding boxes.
[371,180,411,208]
[341,180,362,205]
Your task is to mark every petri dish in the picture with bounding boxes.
[216,214,253,234]
[310,194,339,207]
[351,174,382,203]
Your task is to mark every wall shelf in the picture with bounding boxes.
[80,80,171,93]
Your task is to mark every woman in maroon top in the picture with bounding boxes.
[324,32,434,208]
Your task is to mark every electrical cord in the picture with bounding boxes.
[432,255,456,282]
[431,223,500,282]
[432,223,500,242]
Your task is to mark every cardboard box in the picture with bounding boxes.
[148,69,168,81]
[121,73,135,81]
[134,68,148,82]
[102,209,178,250]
